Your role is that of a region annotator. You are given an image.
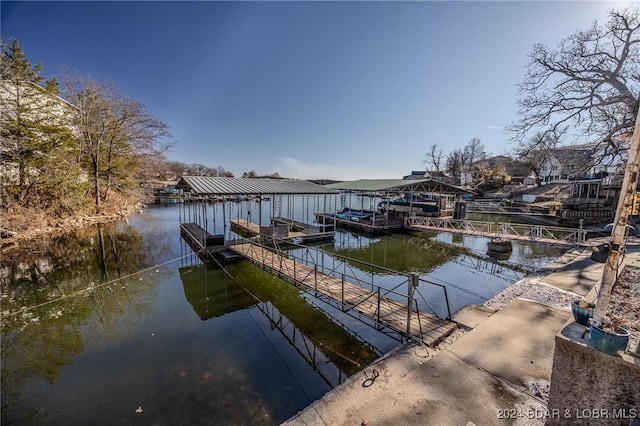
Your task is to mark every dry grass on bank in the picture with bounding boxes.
[1,193,147,248]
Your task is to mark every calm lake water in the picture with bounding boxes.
[1,200,568,425]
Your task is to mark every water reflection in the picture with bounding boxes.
[0,203,569,425]
[1,223,159,425]
[1,213,381,425]
[180,265,256,320]
[327,232,468,274]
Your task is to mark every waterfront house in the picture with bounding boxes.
[539,146,595,184]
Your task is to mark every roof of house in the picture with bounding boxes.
[175,176,338,195]
[550,147,594,167]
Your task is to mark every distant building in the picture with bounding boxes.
[0,81,78,184]
[539,146,595,184]
[403,170,456,185]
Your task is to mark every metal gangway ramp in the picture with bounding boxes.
[228,238,456,346]
[405,216,587,246]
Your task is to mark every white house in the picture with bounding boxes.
[539,146,595,184]
[0,81,78,185]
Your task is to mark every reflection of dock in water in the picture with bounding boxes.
[179,265,256,320]
[178,263,380,384]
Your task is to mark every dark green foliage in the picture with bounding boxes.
[1,39,86,214]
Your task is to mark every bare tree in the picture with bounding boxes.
[509,7,640,154]
[512,128,564,186]
[463,137,486,167]
[445,148,466,178]
[62,73,172,211]
[185,163,219,176]
[216,166,234,177]
[423,143,444,172]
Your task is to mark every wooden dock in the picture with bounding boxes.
[230,219,262,237]
[228,241,456,346]
[230,218,335,244]
[180,223,242,262]
[315,212,405,234]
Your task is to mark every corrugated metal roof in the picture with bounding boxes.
[176,176,338,195]
[325,179,474,194]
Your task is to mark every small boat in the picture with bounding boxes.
[487,238,512,253]
[486,249,511,261]
[377,195,439,215]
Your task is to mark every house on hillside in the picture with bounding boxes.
[584,142,628,186]
[538,142,632,226]
[0,81,78,185]
[539,146,595,184]
[483,155,531,184]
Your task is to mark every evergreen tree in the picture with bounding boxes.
[0,39,84,213]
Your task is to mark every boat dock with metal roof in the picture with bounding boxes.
[176,176,339,248]
[173,177,457,345]
[316,178,474,234]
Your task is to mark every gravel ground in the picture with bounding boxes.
[482,273,578,312]
[604,265,640,353]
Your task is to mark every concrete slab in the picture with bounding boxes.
[283,240,640,426]
[447,299,571,386]
[539,254,603,296]
[540,240,640,296]
[452,304,496,329]
[285,350,545,426]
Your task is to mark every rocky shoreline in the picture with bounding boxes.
[0,202,145,251]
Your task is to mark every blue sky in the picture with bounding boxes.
[1,1,634,180]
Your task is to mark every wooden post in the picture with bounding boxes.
[593,108,640,325]
[376,288,381,328]
[341,274,345,310]
[406,273,419,342]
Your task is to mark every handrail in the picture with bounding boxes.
[405,216,587,245]
[229,235,452,342]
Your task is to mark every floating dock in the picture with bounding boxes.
[315,212,404,234]
[180,223,243,263]
[230,218,335,244]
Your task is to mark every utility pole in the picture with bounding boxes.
[593,108,640,325]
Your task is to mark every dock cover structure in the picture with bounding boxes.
[324,178,474,195]
[176,176,338,195]
[176,176,339,248]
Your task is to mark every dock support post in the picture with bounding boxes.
[376,288,381,329]
[341,274,345,310]
[406,273,419,342]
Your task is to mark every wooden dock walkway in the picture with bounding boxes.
[315,212,404,234]
[229,241,456,345]
[230,218,335,244]
[230,219,262,236]
[405,216,587,246]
